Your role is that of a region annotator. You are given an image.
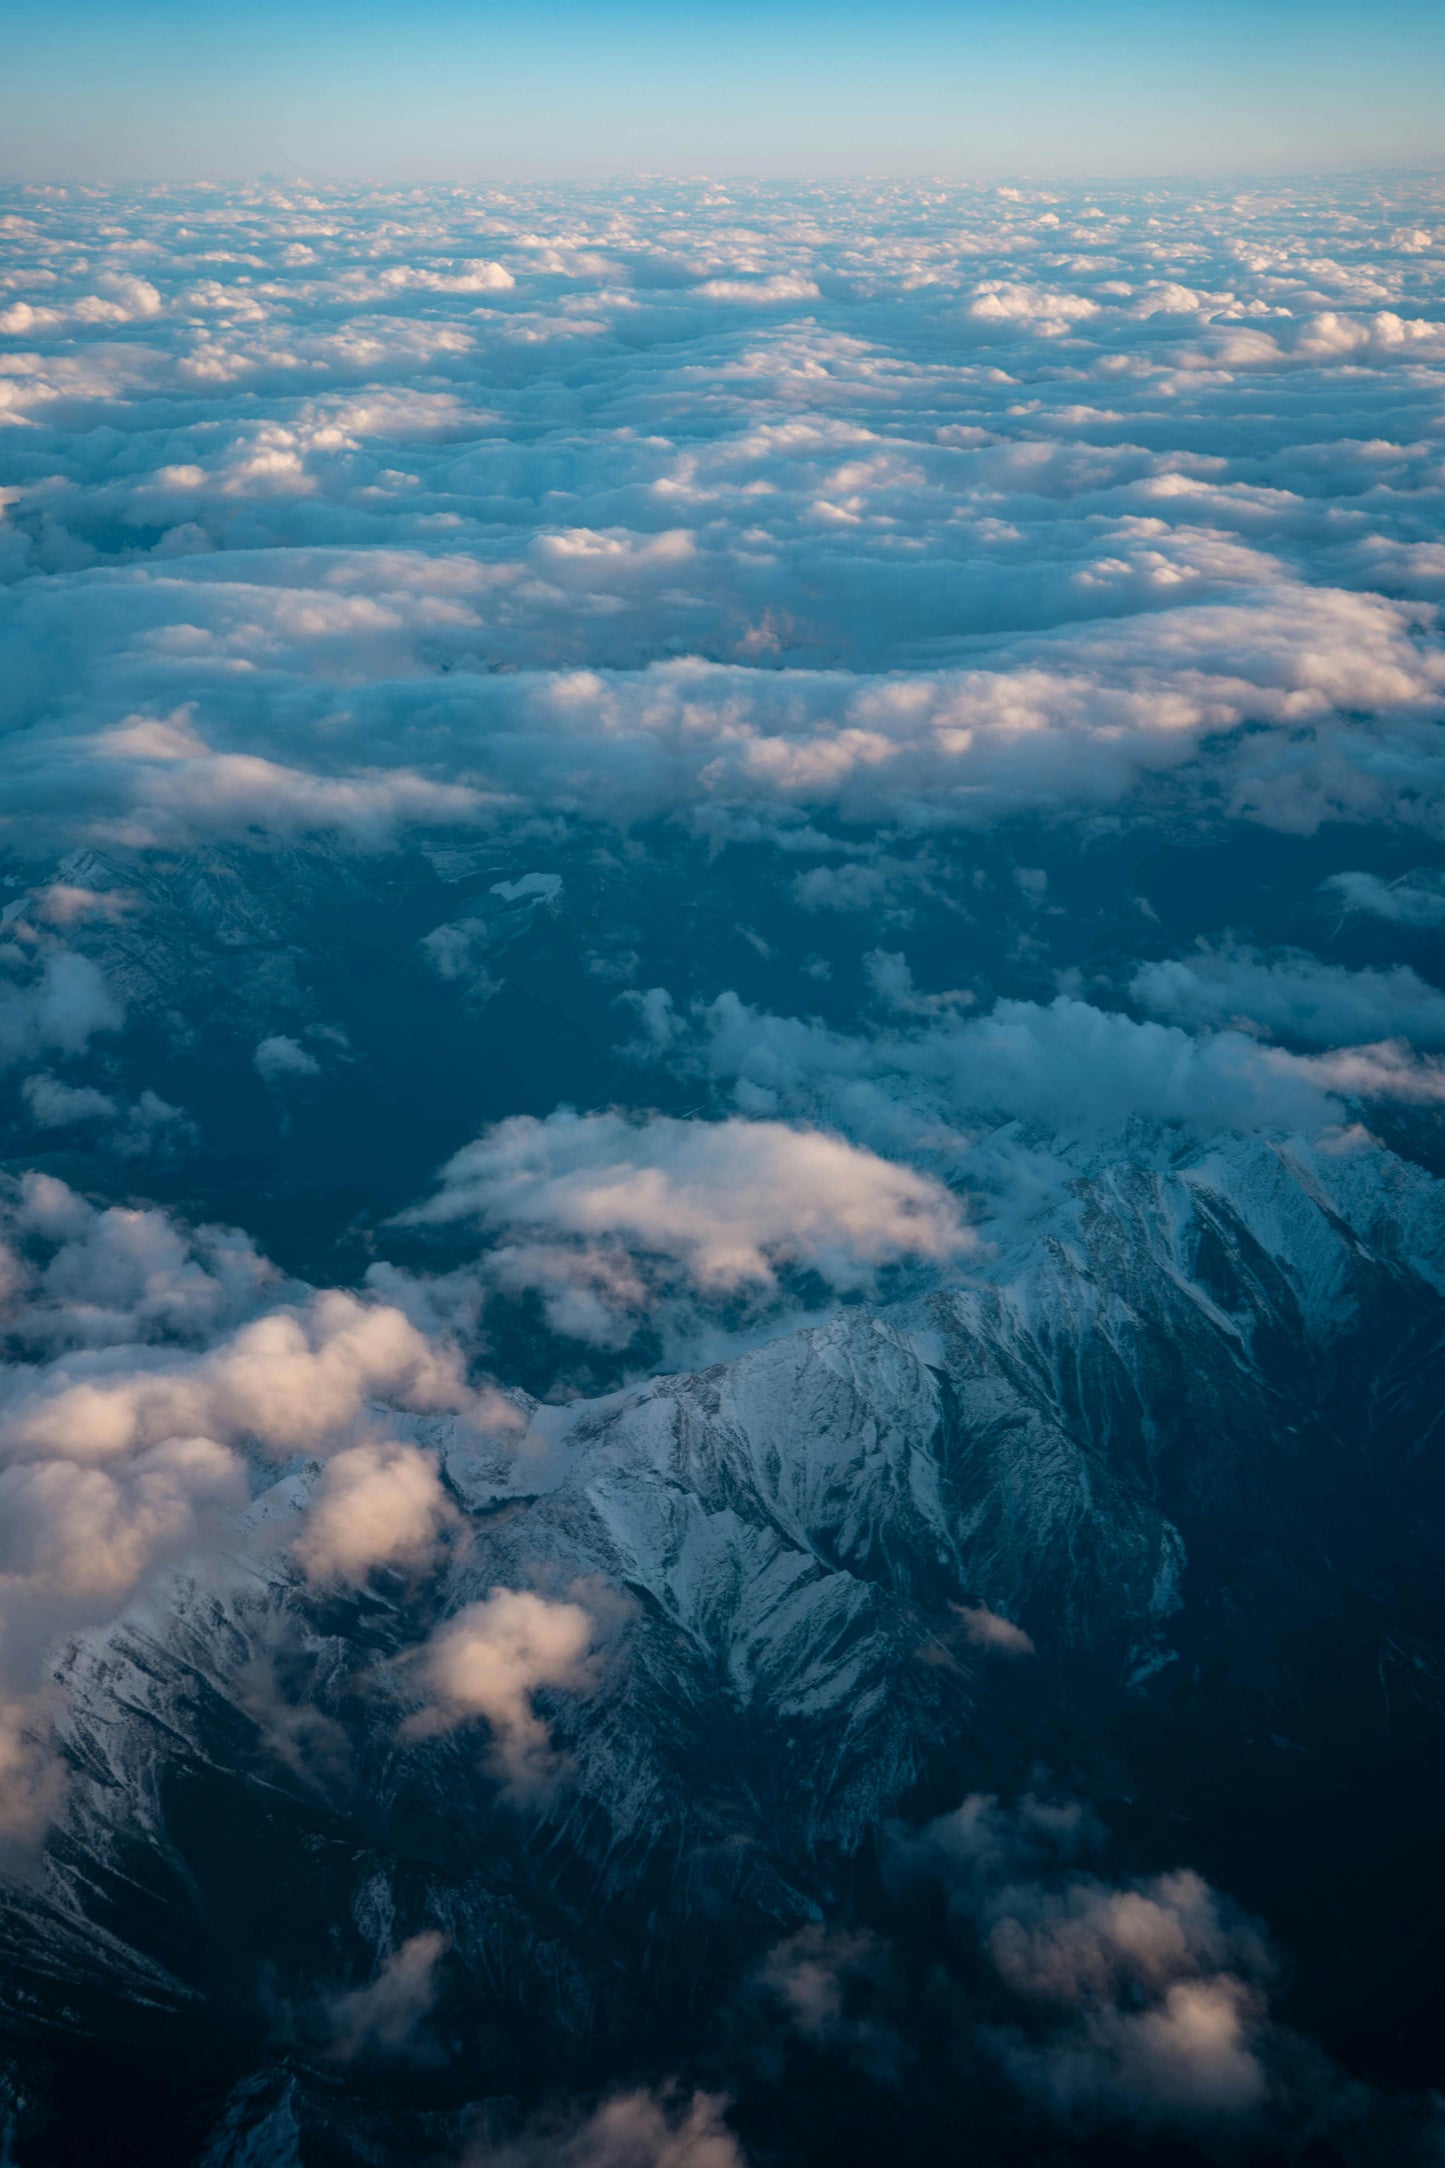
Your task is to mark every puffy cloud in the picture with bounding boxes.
[0,1178,486,1837]
[2,179,1445,866]
[400,1110,973,1342]
[254,1033,321,1083]
[18,1075,190,1156]
[0,1286,472,1463]
[293,1440,453,1586]
[987,1876,1271,2122]
[0,1175,277,1352]
[0,1433,244,1602]
[997,1973,1268,2122]
[0,949,122,1068]
[754,1924,899,2077]
[889,1796,1277,2130]
[407,1109,969,1287]
[403,1587,601,1797]
[20,1073,116,1128]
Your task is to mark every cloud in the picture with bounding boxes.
[0,1433,244,1602]
[2,177,1445,883]
[1322,870,1445,927]
[327,1931,448,2061]
[0,1174,278,1352]
[402,1587,601,1797]
[888,1796,1277,2130]
[755,1924,900,2078]
[17,1075,191,1157]
[405,1110,971,1290]
[21,1074,117,1128]
[0,1169,503,1838]
[997,1974,1268,2122]
[471,2088,745,2168]
[1,1286,475,1467]
[293,1441,454,1586]
[955,1603,1035,1657]
[0,949,122,1069]
[986,1876,1271,2123]
[1131,944,1445,1047]
[398,1109,974,1345]
[254,1033,321,1082]
[681,988,1445,1159]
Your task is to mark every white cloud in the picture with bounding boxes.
[0,1434,244,1602]
[21,1074,117,1128]
[402,1587,601,1797]
[3,179,1445,863]
[400,1110,973,1340]
[1,1287,474,1464]
[0,1177,490,1840]
[293,1441,453,1586]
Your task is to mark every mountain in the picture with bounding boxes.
[3,1130,1442,2164]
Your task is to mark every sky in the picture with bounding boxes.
[3,0,1445,181]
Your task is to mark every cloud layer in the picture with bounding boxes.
[1,175,1444,855]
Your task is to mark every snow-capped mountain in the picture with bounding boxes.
[4,1131,1440,2163]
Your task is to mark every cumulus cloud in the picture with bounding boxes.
[0,1173,491,1837]
[888,1796,1277,2129]
[21,1074,116,1128]
[3,178,1445,865]
[399,1109,973,1342]
[402,1587,601,1797]
[406,1110,970,1287]
[0,1174,277,1352]
[0,1433,244,1602]
[0,1286,474,1465]
[19,1074,191,1157]
[293,1440,454,1586]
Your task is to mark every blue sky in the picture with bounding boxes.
[4,0,1444,180]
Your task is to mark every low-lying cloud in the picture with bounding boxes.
[401,1110,974,1343]
[403,1586,602,1797]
